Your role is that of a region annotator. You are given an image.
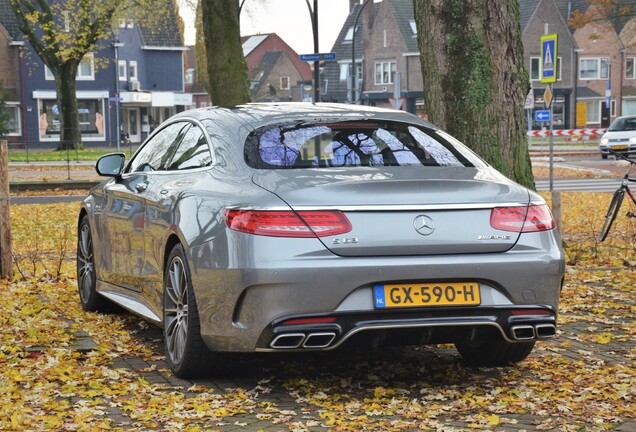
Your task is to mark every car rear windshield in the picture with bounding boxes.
[244,120,485,169]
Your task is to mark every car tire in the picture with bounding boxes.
[455,339,535,367]
[601,154,608,160]
[163,244,233,378]
[77,215,109,312]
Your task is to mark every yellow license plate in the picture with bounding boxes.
[374,282,481,308]
[613,145,628,150]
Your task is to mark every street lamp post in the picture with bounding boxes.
[351,0,370,104]
[305,0,320,103]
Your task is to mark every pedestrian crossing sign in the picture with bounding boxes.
[540,34,558,84]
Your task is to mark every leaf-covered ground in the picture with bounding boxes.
[1,194,634,431]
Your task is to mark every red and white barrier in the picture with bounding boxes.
[527,129,606,137]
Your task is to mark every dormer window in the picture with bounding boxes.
[409,19,417,35]
[343,26,358,44]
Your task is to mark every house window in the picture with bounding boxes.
[626,58,636,79]
[586,100,601,124]
[77,54,95,80]
[39,98,105,140]
[343,26,354,43]
[185,68,194,84]
[580,58,609,80]
[409,19,417,35]
[280,76,290,90]
[611,99,617,117]
[383,30,388,48]
[375,61,396,85]
[4,103,21,136]
[530,57,540,81]
[118,60,127,81]
[129,61,138,81]
[340,63,362,83]
[44,66,54,81]
[339,63,349,81]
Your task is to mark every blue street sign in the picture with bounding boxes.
[535,110,551,122]
[300,52,337,62]
[540,34,558,84]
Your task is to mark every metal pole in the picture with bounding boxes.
[351,0,371,104]
[549,83,554,192]
[304,0,320,103]
[114,40,121,151]
[312,0,319,103]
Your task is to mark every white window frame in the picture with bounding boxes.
[4,103,21,136]
[530,57,540,81]
[118,60,127,81]
[579,57,609,80]
[611,99,617,117]
[280,76,290,90]
[339,63,349,81]
[129,61,138,81]
[77,54,95,80]
[409,19,417,35]
[586,100,601,124]
[44,66,54,81]
[375,61,396,85]
[626,57,636,79]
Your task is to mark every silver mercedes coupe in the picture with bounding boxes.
[77,103,564,378]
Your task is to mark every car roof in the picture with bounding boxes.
[172,102,437,131]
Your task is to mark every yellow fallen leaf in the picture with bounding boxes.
[486,414,500,426]
[595,333,612,344]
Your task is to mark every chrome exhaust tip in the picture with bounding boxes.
[302,332,336,348]
[270,333,305,349]
[511,325,535,341]
[535,324,557,339]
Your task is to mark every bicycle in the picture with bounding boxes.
[599,150,636,242]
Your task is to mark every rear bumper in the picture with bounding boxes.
[190,230,565,352]
[257,306,558,351]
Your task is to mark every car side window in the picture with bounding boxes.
[127,122,191,173]
[166,123,212,170]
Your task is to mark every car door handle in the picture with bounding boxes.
[135,181,149,193]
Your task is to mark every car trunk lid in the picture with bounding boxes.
[251,167,530,256]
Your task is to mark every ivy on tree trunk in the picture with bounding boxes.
[414,0,534,189]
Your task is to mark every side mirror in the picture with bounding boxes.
[96,153,126,177]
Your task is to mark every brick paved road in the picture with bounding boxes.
[95,272,636,431]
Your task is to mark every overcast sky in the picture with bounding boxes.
[178,0,351,56]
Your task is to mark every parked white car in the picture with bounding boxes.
[599,115,636,159]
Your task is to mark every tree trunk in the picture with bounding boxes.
[56,62,82,150]
[414,0,534,189]
[200,0,249,106]
[0,140,12,280]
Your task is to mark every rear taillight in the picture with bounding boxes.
[224,210,352,238]
[490,205,555,233]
